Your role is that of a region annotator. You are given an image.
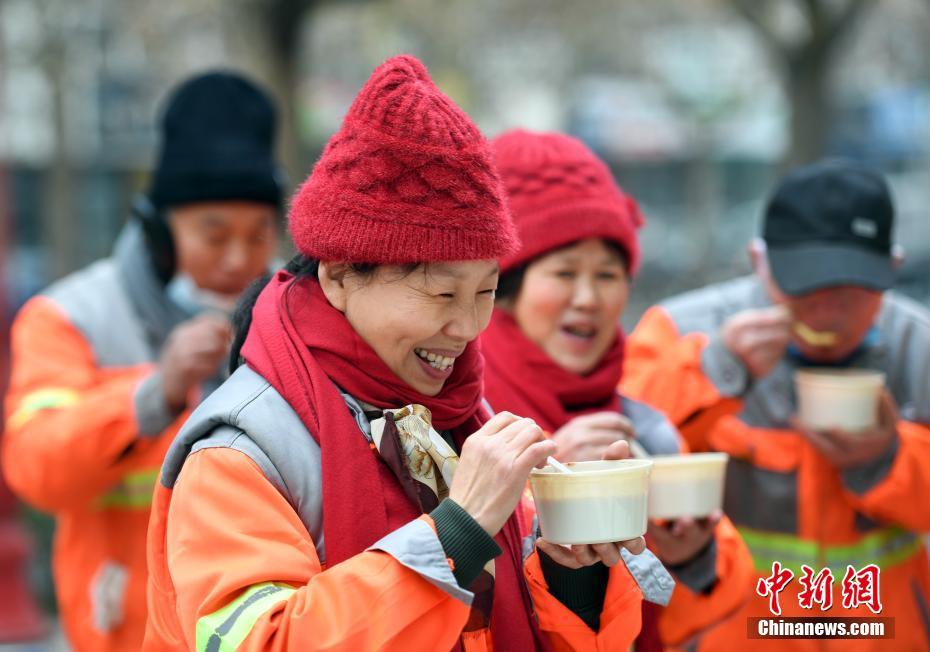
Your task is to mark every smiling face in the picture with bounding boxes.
[508,238,629,375]
[319,259,500,396]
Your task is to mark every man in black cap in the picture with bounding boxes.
[3,71,282,651]
[621,159,930,648]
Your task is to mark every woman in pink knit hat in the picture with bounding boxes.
[482,129,755,651]
[144,56,648,651]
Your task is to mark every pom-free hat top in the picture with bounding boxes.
[491,129,643,274]
[289,55,517,265]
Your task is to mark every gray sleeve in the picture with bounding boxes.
[133,371,181,437]
[620,547,676,606]
[620,396,682,455]
[700,333,750,398]
[368,518,474,606]
[881,294,930,424]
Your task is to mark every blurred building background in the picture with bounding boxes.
[0,0,929,644]
[2,0,930,322]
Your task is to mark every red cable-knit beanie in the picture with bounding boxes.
[289,55,518,264]
[491,129,644,274]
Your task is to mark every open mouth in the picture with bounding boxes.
[560,324,597,340]
[414,347,456,372]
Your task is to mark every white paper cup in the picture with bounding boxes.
[794,369,885,433]
[529,459,653,545]
[647,453,729,520]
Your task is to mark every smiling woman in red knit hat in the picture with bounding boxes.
[143,57,650,651]
[482,129,755,650]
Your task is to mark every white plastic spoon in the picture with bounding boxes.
[628,439,650,460]
[546,456,573,474]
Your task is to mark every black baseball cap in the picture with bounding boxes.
[763,159,895,296]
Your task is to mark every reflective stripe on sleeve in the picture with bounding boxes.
[96,468,161,509]
[8,387,80,429]
[196,582,296,652]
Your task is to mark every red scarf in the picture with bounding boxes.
[241,272,548,650]
[482,308,663,652]
[481,309,623,431]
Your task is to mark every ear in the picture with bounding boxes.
[747,238,766,275]
[317,261,351,313]
[748,238,788,304]
[892,244,906,270]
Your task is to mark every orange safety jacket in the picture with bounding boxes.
[2,225,211,651]
[144,365,661,651]
[622,276,930,651]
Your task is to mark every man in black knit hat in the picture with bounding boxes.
[2,71,282,651]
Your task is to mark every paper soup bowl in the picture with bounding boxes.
[529,459,653,545]
[794,369,885,433]
[647,452,729,520]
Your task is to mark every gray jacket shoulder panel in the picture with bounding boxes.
[660,275,768,337]
[170,371,474,600]
[189,425,291,504]
[161,365,325,552]
[161,365,278,489]
[42,259,152,366]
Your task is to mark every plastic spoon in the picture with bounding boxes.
[627,439,650,460]
[546,456,573,474]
